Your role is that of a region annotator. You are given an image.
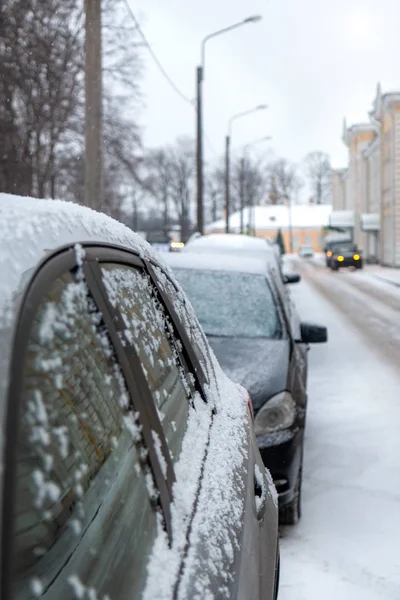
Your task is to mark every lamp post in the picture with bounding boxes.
[239,136,272,234]
[225,105,268,233]
[196,15,262,235]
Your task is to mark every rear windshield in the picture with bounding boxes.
[173,268,281,339]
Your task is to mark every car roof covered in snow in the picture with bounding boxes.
[0,194,162,448]
[184,233,271,253]
[164,250,272,276]
[0,194,156,319]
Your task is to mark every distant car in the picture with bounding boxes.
[165,251,327,526]
[0,196,279,600]
[146,230,171,253]
[169,240,185,252]
[329,242,363,270]
[298,245,314,258]
[324,237,352,266]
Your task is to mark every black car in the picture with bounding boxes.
[329,242,363,270]
[324,238,352,266]
[165,252,327,525]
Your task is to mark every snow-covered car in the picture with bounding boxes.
[164,251,327,525]
[0,196,279,600]
[183,232,299,284]
[298,245,314,258]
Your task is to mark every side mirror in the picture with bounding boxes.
[284,272,301,284]
[298,322,327,344]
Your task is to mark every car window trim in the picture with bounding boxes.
[80,246,209,400]
[145,259,209,399]
[146,261,219,390]
[268,268,295,347]
[83,260,175,517]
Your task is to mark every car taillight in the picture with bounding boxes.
[247,393,254,422]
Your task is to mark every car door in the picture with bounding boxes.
[3,252,167,600]
[2,244,214,600]
[151,262,279,600]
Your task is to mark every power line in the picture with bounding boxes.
[122,0,222,161]
[122,0,194,107]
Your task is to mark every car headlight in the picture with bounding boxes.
[254,391,296,436]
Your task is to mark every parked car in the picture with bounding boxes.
[329,242,363,270]
[164,251,327,525]
[184,232,299,284]
[0,196,279,600]
[298,245,314,258]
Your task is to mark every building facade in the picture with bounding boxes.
[332,84,400,266]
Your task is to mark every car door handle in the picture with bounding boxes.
[254,466,267,520]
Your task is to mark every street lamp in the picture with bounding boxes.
[225,104,268,233]
[239,136,272,235]
[196,15,262,235]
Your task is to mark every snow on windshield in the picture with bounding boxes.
[173,268,280,339]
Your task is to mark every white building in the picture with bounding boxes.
[206,204,332,252]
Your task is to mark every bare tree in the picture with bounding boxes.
[267,158,303,204]
[0,0,143,218]
[144,149,173,233]
[231,155,268,210]
[304,151,331,204]
[168,137,195,241]
[205,162,225,224]
[0,0,84,196]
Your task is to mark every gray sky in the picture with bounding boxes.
[132,0,399,170]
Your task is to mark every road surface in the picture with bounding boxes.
[279,260,400,600]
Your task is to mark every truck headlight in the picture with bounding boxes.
[254,391,296,436]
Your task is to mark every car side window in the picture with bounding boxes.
[153,265,214,380]
[100,264,191,464]
[10,271,158,600]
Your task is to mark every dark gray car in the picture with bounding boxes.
[0,196,279,600]
[165,251,327,526]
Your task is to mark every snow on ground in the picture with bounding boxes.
[305,252,400,287]
[279,270,400,600]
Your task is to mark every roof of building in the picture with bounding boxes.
[206,204,332,232]
[371,82,400,121]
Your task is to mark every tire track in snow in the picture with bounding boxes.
[295,261,400,370]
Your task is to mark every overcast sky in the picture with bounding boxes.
[132,0,399,170]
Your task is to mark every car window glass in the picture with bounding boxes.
[172,269,281,339]
[153,265,213,378]
[101,264,190,464]
[11,271,157,600]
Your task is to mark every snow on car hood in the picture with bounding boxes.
[208,337,290,412]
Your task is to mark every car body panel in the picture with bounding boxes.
[0,195,278,600]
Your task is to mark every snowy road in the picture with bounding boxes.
[279,260,400,600]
